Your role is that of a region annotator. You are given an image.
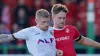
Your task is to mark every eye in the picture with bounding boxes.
[46,21,50,24]
[58,17,62,19]
[42,21,50,24]
[43,21,46,23]
[63,17,66,20]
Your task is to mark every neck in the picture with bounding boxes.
[53,25,64,29]
[36,25,42,31]
[36,24,39,28]
[36,25,47,31]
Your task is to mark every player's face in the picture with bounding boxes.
[36,17,50,31]
[53,12,66,28]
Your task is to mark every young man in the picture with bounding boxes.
[0,9,62,56]
[52,4,100,56]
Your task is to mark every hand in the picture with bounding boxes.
[56,49,63,56]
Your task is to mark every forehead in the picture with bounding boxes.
[39,17,50,21]
[55,12,66,17]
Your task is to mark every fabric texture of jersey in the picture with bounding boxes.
[54,25,80,56]
[13,26,56,56]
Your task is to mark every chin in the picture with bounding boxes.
[60,25,64,28]
[44,28,48,31]
[58,26,64,29]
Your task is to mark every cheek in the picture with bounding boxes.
[40,24,44,28]
[39,22,43,27]
[54,19,59,22]
[40,23,44,26]
[64,19,66,23]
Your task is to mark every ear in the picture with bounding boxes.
[52,16,54,20]
[35,19,38,24]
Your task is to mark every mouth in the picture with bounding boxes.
[60,23,64,25]
[44,28,48,31]
[44,26,49,29]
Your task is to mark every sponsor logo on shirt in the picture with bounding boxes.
[37,38,55,44]
[35,33,40,35]
[56,36,70,41]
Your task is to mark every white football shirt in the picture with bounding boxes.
[13,26,56,56]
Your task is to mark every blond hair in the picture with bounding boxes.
[36,9,50,19]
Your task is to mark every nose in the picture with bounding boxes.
[61,18,64,22]
[45,22,49,27]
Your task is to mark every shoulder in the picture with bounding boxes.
[48,26,54,32]
[64,25,78,33]
[48,26,54,35]
[27,26,37,31]
[64,25,77,30]
[48,26,53,31]
[18,26,36,33]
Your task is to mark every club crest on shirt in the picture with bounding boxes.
[66,28,70,33]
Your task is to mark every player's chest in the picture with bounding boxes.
[54,30,75,42]
[28,32,55,44]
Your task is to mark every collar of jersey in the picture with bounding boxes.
[53,27,64,30]
[34,26,48,32]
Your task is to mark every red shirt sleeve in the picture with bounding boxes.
[73,26,80,40]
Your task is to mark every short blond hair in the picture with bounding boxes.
[36,9,50,19]
[51,4,69,16]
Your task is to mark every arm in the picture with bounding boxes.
[0,28,29,43]
[0,34,15,43]
[77,36,100,48]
